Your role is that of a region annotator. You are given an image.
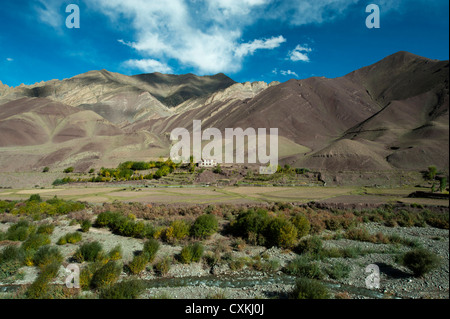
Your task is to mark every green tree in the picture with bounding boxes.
[64,167,74,174]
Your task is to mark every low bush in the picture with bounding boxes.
[290,213,311,239]
[73,241,103,263]
[127,254,149,275]
[81,220,92,233]
[163,220,190,243]
[108,245,123,261]
[190,214,218,239]
[344,228,375,243]
[6,221,35,242]
[0,245,25,264]
[95,211,153,238]
[21,234,51,252]
[90,261,122,289]
[296,236,324,256]
[57,232,82,245]
[0,259,22,280]
[80,262,104,291]
[28,194,42,202]
[284,256,323,279]
[232,208,270,239]
[290,278,330,299]
[179,242,204,264]
[326,262,351,280]
[265,217,298,249]
[37,223,55,235]
[25,262,61,299]
[33,246,63,268]
[400,248,441,277]
[99,279,145,299]
[143,239,160,263]
[154,257,172,276]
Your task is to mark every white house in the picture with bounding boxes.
[198,159,217,167]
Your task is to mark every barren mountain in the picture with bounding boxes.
[0,52,448,173]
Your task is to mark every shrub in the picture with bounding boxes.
[56,237,67,246]
[0,259,22,280]
[164,220,190,243]
[400,248,441,277]
[95,211,151,238]
[154,257,172,276]
[79,262,104,291]
[290,278,330,299]
[284,256,323,279]
[265,217,298,249]
[67,232,83,244]
[21,234,51,252]
[296,236,323,256]
[33,246,63,268]
[232,209,270,239]
[109,245,123,261]
[91,261,122,289]
[143,239,160,263]
[37,223,55,235]
[28,194,42,202]
[43,167,50,173]
[6,221,34,241]
[95,211,120,228]
[127,254,149,275]
[326,262,351,280]
[73,241,103,263]
[99,279,145,299]
[81,220,92,233]
[64,167,74,174]
[25,262,61,299]
[345,228,375,243]
[190,214,219,239]
[291,214,311,239]
[0,245,25,264]
[179,242,204,264]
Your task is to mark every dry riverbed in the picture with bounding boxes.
[0,210,448,300]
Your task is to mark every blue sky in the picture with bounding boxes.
[0,0,448,87]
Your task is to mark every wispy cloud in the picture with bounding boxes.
[272,68,299,78]
[35,0,63,29]
[235,36,287,58]
[289,45,312,62]
[6,58,14,62]
[280,70,299,77]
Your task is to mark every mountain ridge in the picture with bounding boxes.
[0,51,448,173]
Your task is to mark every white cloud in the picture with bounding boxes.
[280,70,299,78]
[91,0,286,74]
[289,45,312,62]
[6,58,14,62]
[89,0,406,75]
[235,36,287,58]
[123,59,173,74]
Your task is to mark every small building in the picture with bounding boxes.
[198,159,218,167]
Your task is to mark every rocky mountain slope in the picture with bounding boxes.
[0,52,448,173]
